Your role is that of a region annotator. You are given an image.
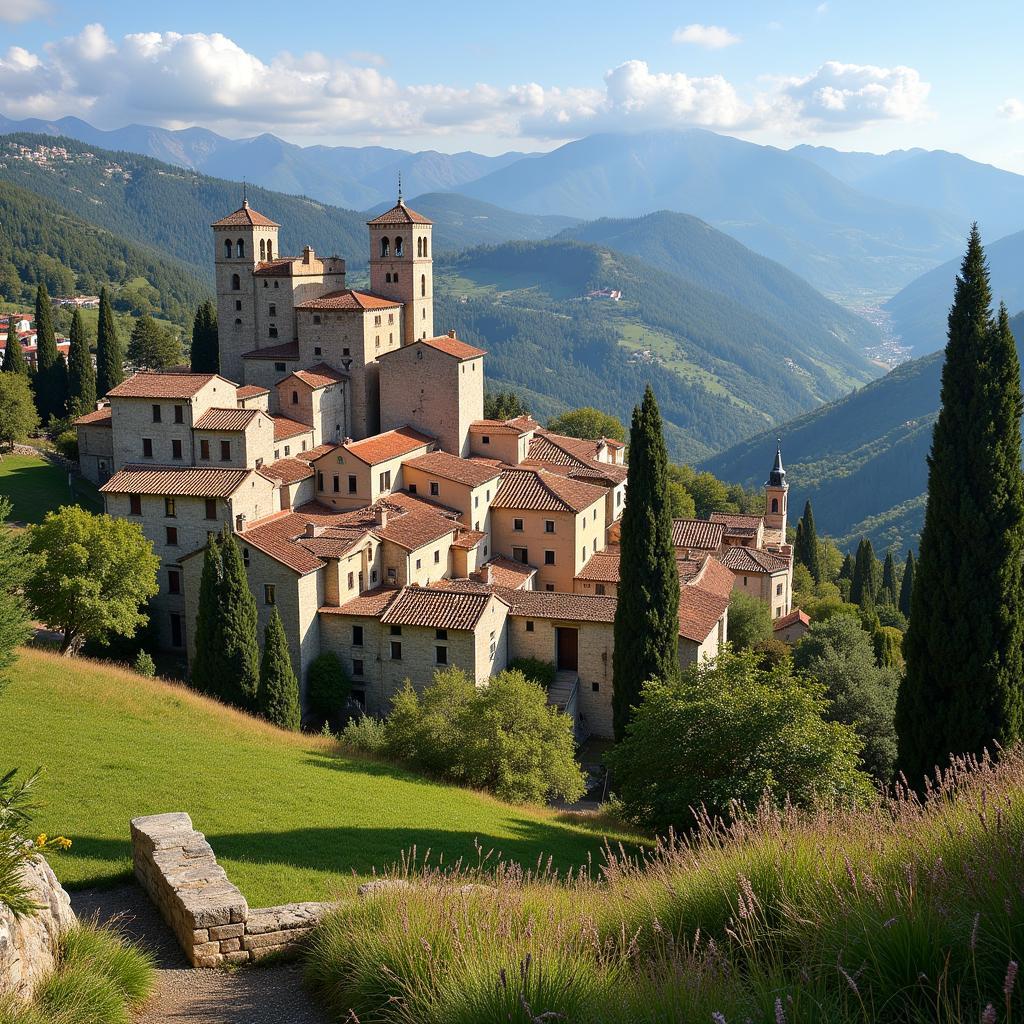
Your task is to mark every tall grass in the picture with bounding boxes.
[307,747,1024,1023]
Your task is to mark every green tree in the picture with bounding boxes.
[306,652,351,721]
[547,406,626,442]
[849,538,881,608]
[612,386,680,740]
[606,649,871,832]
[793,615,899,783]
[483,390,528,421]
[1,331,27,375]
[839,552,855,581]
[95,287,123,398]
[899,229,1024,784]
[25,506,159,655]
[190,537,223,697]
[257,607,301,730]
[666,464,697,518]
[217,530,260,710]
[32,282,67,424]
[727,590,773,651]
[689,471,732,518]
[0,497,34,695]
[898,549,915,619]
[794,500,822,583]
[189,300,219,374]
[65,308,96,416]
[128,314,181,370]
[879,550,898,606]
[0,373,40,451]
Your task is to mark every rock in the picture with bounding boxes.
[357,878,412,898]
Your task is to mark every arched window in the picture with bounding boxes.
[260,239,266,260]
[234,318,241,325]
[385,272,392,283]
[771,498,779,513]
[417,237,423,257]
[292,390,299,405]
[422,238,428,258]
[269,304,276,316]
[236,239,245,258]
[267,239,273,260]
[269,326,278,339]
[395,236,403,256]
[223,238,232,259]
[393,273,399,283]
[380,237,390,257]
[420,274,426,297]
[231,273,240,291]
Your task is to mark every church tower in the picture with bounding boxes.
[366,186,433,346]
[212,199,280,382]
[764,441,789,537]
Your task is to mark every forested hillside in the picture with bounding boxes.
[436,240,877,462]
[0,178,208,325]
[703,312,1024,553]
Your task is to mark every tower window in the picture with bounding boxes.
[771,498,779,513]
[380,237,390,257]
[223,238,232,259]
[235,300,242,311]
[231,273,240,291]
[421,274,426,297]
[313,315,321,324]
[423,238,428,257]
[234,318,241,326]
[236,239,245,258]
[385,273,392,284]
[395,236,403,256]
[417,237,423,257]
[267,240,273,260]
[268,327,278,338]
[260,239,266,260]
[393,273,399,283]
[269,303,276,316]
[292,390,299,405]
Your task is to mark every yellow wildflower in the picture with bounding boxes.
[35,833,47,848]
[56,837,72,849]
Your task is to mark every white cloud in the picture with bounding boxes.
[998,98,1024,121]
[0,0,49,24]
[672,24,740,49]
[0,27,932,144]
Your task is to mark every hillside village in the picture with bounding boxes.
[70,194,795,737]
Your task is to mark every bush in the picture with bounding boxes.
[382,667,585,804]
[506,657,556,688]
[306,652,351,720]
[132,651,155,677]
[726,590,772,651]
[339,715,388,755]
[52,429,79,461]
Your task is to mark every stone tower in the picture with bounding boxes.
[366,189,433,346]
[212,200,280,383]
[764,440,789,536]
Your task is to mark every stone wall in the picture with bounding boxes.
[0,852,76,1001]
[131,812,330,967]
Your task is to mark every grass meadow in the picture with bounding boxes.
[0,452,101,525]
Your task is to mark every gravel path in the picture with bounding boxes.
[71,885,331,1024]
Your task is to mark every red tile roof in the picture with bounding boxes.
[344,426,433,466]
[499,589,618,623]
[380,588,498,631]
[73,407,112,427]
[450,529,487,550]
[718,546,791,573]
[236,385,270,399]
[774,608,810,631]
[211,202,280,228]
[286,364,346,389]
[480,557,536,589]
[711,512,764,537]
[239,513,326,575]
[272,415,312,441]
[325,586,401,617]
[470,419,528,436]
[574,548,620,583]
[193,407,262,432]
[678,585,729,644]
[300,443,337,463]
[242,341,300,361]
[106,372,222,399]
[100,465,253,498]
[672,519,725,551]
[492,467,606,514]
[367,201,432,225]
[691,555,736,599]
[257,458,315,485]
[417,335,486,361]
[295,289,401,311]
[403,450,502,487]
[252,258,298,277]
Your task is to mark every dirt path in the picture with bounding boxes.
[71,885,330,1024]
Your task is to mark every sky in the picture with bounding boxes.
[3,0,1024,170]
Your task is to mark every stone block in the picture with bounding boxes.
[222,950,251,965]
[243,928,311,950]
[244,902,333,934]
[191,929,210,944]
[191,941,221,958]
[193,953,224,968]
[358,878,412,897]
[249,943,292,962]
[218,938,242,953]
[209,923,244,941]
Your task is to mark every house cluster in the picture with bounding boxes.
[76,194,793,739]
[0,313,71,370]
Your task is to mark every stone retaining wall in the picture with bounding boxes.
[130,812,331,967]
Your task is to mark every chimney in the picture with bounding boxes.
[235,513,246,533]
[375,506,388,528]
[473,563,494,586]
[303,245,315,265]
[305,523,324,538]
[448,329,456,338]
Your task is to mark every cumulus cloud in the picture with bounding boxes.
[672,24,740,49]
[998,98,1024,121]
[0,0,49,24]
[0,26,931,143]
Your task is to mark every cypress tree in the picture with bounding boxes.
[794,519,805,571]
[898,228,1024,784]
[849,538,880,608]
[898,550,915,619]
[190,537,224,697]
[190,300,219,374]
[839,552,855,581]
[879,550,897,606]
[257,607,301,730]
[612,385,680,741]
[32,282,67,423]
[218,529,260,710]
[795,500,822,583]
[95,287,123,398]
[1,330,28,374]
[66,309,96,416]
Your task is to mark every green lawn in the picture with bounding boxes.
[0,452,102,524]
[2,649,638,907]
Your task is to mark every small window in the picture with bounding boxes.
[129,494,142,516]
[347,571,355,590]
[224,238,232,259]
[380,237,390,258]
[545,583,555,592]
[205,498,217,520]
[165,526,178,546]
[236,239,245,258]
[200,438,210,461]
[316,472,324,490]
[513,547,528,564]
[390,640,402,660]
[275,362,286,372]
[172,439,183,461]
[385,272,392,284]
[387,567,397,582]
[395,236,403,256]
[775,607,782,619]
[513,518,524,532]
[274,449,280,460]
[592,681,600,692]
[474,495,480,509]
[164,497,176,518]
[235,318,242,326]
[408,483,418,494]
[268,327,278,339]
[415,558,422,570]
[331,474,339,493]
[168,569,181,594]
[482,435,490,445]
[596,584,606,596]
[264,584,275,605]
[525,620,534,633]
[430,481,439,496]
[353,659,364,677]
[352,624,363,646]
[313,315,321,325]
[220,439,231,462]
[776,582,784,596]
[235,300,242,311]
[284,445,290,457]
[174,405,184,424]
[390,624,402,636]
[379,470,392,491]
[292,390,299,405]
[582,545,587,561]
[260,239,266,260]
[435,646,448,665]
[232,273,240,291]
[269,303,277,316]
[274,281,279,289]
[421,274,426,297]
[434,549,440,564]
[152,404,161,423]
[348,475,357,494]
[314,346,322,356]
[544,550,555,566]
[243,548,250,567]
[544,520,554,533]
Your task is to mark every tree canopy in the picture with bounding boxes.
[547,406,626,442]
[0,373,39,450]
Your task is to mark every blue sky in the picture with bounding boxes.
[4,0,1024,169]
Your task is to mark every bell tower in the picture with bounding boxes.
[366,183,433,346]
[764,440,789,536]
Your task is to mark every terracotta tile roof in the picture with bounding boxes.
[100,465,252,498]
[193,407,262,432]
[73,407,111,427]
[417,335,486,361]
[672,519,725,551]
[403,450,502,487]
[450,529,487,550]
[492,467,606,514]
[499,588,618,623]
[211,202,280,228]
[374,504,458,552]
[295,289,400,311]
[272,415,312,441]
[676,557,704,583]
[242,341,300,361]
[240,513,325,575]
[774,608,810,631]
[718,546,791,574]
[253,258,298,277]
[711,513,764,537]
[381,588,497,631]
[691,555,736,599]
[574,548,620,583]
[481,557,536,589]
[678,585,729,643]
[300,443,337,463]
[106,372,221,399]
[236,385,270,399]
[344,426,433,466]
[257,458,314,484]
[325,585,401,617]
[286,364,346,389]
[470,419,525,436]
[367,200,432,225]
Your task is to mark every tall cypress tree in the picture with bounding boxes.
[218,529,260,710]
[190,537,224,697]
[849,538,880,608]
[839,552,855,581]
[879,550,897,606]
[1,329,28,374]
[257,607,301,730]
[95,287,123,398]
[898,550,915,619]
[66,308,96,416]
[612,385,680,741]
[795,500,822,583]
[898,229,1024,783]
[32,282,67,423]
[190,300,219,374]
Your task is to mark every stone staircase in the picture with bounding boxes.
[547,671,578,712]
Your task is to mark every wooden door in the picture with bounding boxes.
[556,627,578,672]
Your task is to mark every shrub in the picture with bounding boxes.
[306,652,351,720]
[506,657,556,688]
[726,590,772,650]
[52,429,79,462]
[132,651,155,677]
[339,715,388,755]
